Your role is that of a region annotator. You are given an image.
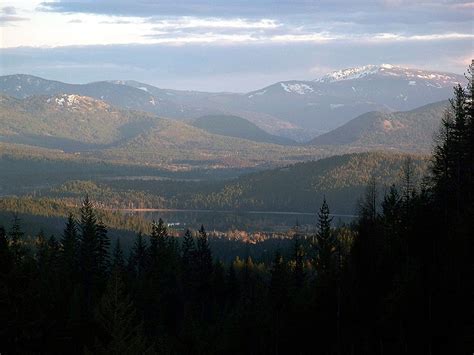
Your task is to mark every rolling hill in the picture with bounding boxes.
[37,151,429,216]
[192,114,295,145]
[309,100,448,151]
[181,151,429,214]
[0,93,158,151]
[0,93,333,171]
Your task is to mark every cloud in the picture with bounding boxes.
[39,1,320,18]
[2,6,17,15]
[2,0,469,89]
[1,38,471,92]
[99,19,134,24]
[371,32,474,42]
[0,6,28,24]
[36,0,472,45]
[149,17,280,30]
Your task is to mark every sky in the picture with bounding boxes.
[0,0,472,92]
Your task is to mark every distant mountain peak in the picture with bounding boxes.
[314,64,395,83]
[314,64,460,84]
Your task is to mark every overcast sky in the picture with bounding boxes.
[0,0,472,92]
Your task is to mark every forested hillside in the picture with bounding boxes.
[192,114,295,145]
[310,100,447,151]
[1,149,428,215]
[0,94,337,171]
[179,151,428,213]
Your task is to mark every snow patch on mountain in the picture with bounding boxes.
[280,83,314,95]
[314,64,460,85]
[48,94,110,111]
[248,89,267,98]
[315,65,387,83]
[54,94,80,107]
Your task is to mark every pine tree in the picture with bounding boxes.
[292,230,305,290]
[181,229,195,292]
[129,232,147,279]
[78,197,107,314]
[148,219,168,274]
[269,251,289,303]
[60,213,79,281]
[314,198,339,354]
[269,251,290,354]
[314,198,335,279]
[94,267,151,354]
[96,219,110,280]
[36,230,49,272]
[359,176,378,222]
[47,235,60,274]
[112,238,125,272]
[195,225,213,320]
[8,214,25,264]
[196,225,213,278]
[0,226,12,273]
[181,229,195,261]
[226,263,239,305]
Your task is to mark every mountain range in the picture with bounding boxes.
[1,64,463,140]
[0,93,333,171]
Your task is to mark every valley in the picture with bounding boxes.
[0,64,460,231]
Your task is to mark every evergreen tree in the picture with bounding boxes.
[112,238,125,272]
[269,251,289,304]
[8,214,25,264]
[94,266,151,354]
[314,198,335,278]
[226,262,239,306]
[269,251,290,353]
[78,196,107,315]
[148,219,168,274]
[128,232,147,279]
[0,225,12,273]
[181,229,195,264]
[36,229,49,272]
[181,229,195,294]
[60,213,79,281]
[292,231,305,290]
[195,225,213,320]
[196,225,213,278]
[96,219,110,281]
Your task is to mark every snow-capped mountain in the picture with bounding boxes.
[239,64,463,132]
[314,64,460,86]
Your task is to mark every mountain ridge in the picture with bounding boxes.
[309,100,448,151]
[0,65,464,137]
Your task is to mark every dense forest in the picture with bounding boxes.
[0,66,473,354]
[1,150,428,216]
